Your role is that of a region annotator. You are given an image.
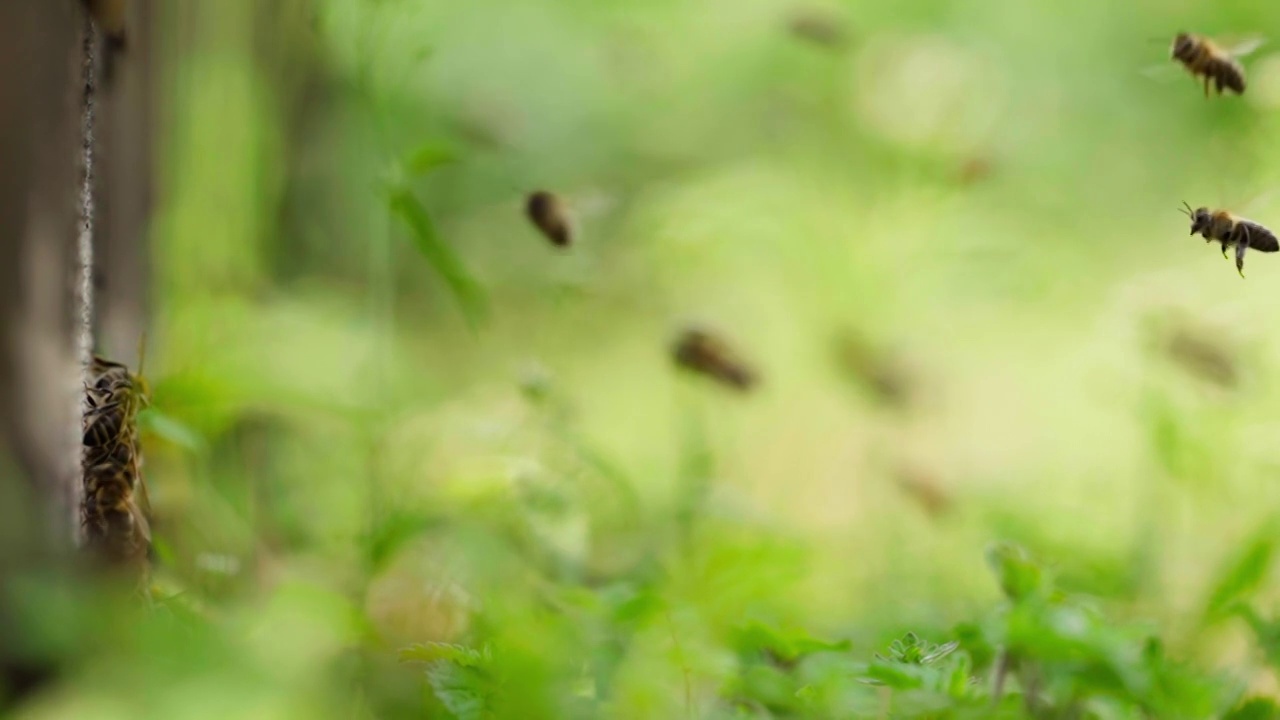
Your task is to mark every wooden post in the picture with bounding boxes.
[96,0,155,365]
[0,2,85,553]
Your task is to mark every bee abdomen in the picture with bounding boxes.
[525,191,572,247]
[1246,223,1280,252]
[1218,61,1246,93]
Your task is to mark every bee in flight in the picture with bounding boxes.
[671,325,758,392]
[1181,201,1279,277]
[525,190,573,248]
[1168,32,1266,96]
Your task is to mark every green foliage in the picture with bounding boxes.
[1226,698,1280,720]
[401,142,458,179]
[370,541,1257,718]
[385,187,489,328]
[1204,519,1278,623]
[401,643,498,719]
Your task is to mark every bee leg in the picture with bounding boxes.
[1204,75,1211,97]
[1236,226,1250,277]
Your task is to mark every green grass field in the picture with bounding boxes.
[16,0,1280,717]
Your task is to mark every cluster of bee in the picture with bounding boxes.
[81,353,152,584]
[1165,32,1279,278]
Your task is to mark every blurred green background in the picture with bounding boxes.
[20,0,1280,717]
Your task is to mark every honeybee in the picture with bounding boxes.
[892,464,952,519]
[1181,201,1279,277]
[82,462,151,555]
[1168,32,1265,96]
[833,330,916,410]
[1164,323,1239,389]
[525,190,572,248]
[786,7,851,50]
[671,326,757,391]
[89,353,151,416]
[956,156,994,186]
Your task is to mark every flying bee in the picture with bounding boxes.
[1164,323,1240,389]
[1180,201,1279,277]
[525,190,573,248]
[956,155,994,186]
[1166,32,1266,96]
[671,326,757,392]
[833,330,917,410]
[785,6,851,50]
[892,464,952,519]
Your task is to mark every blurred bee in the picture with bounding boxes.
[956,156,994,186]
[785,7,851,50]
[893,464,952,519]
[82,462,152,564]
[1181,201,1279,277]
[525,190,573,248]
[1164,324,1239,389]
[1168,32,1265,96]
[672,326,757,392]
[833,330,916,410]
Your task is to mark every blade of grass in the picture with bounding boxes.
[385,187,489,329]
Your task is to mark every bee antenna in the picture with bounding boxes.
[1179,201,1193,216]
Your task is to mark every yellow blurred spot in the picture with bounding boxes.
[1247,53,1280,108]
[850,34,1004,152]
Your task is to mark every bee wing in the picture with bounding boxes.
[135,471,153,516]
[1233,186,1280,217]
[128,496,152,544]
[1224,36,1267,58]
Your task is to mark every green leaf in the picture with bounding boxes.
[859,660,928,689]
[1225,698,1280,720]
[426,661,491,720]
[986,542,1047,602]
[733,620,851,663]
[403,142,457,178]
[399,642,488,667]
[386,188,489,328]
[1235,604,1280,672]
[609,586,662,625]
[1205,521,1277,622]
[363,510,443,570]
